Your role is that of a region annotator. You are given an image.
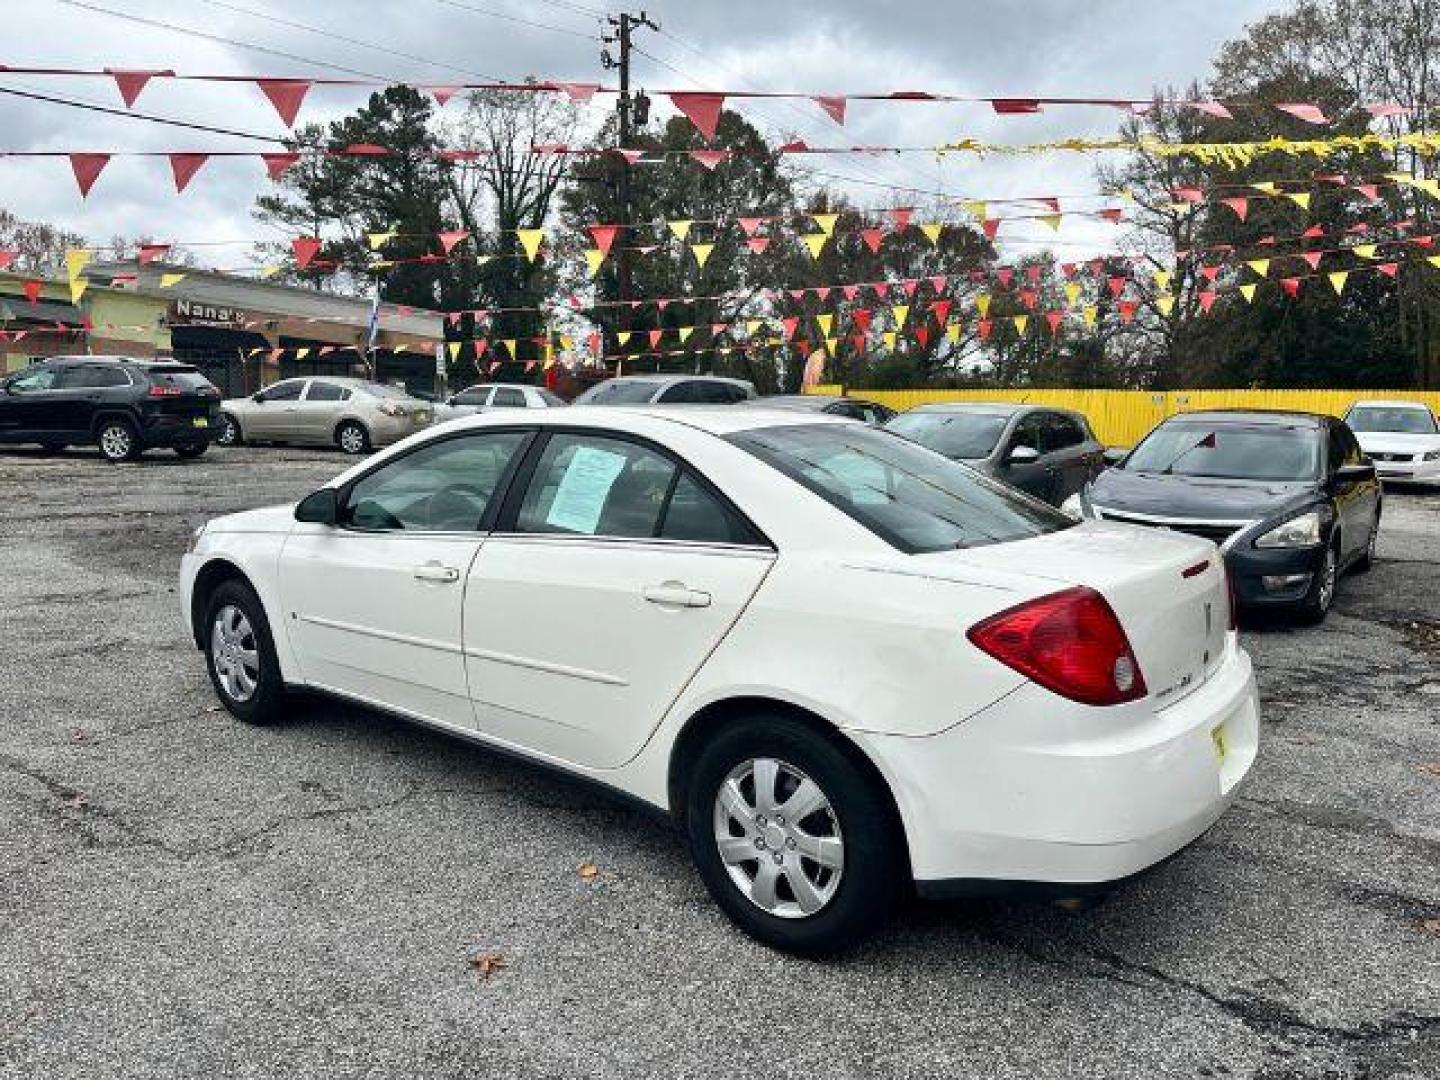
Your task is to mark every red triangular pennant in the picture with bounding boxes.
[1301,251,1323,270]
[1197,291,1217,313]
[1019,289,1038,310]
[589,225,620,257]
[1024,264,1043,283]
[1200,265,1222,282]
[137,243,171,265]
[437,229,470,254]
[0,250,15,270]
[106,68,168,108]
[648,328,664,349]
[1222,197,1248,221]
[851,308,873,332]
[887,207,913,231]
[991,98,1042,114]
[981,219,1001,241]
[690,149,730,170]
[860,228,884,253]
[928,275,949,292]
[22,279,42,304]
[1377,262,1399,278]
[1107,276,1128,297]
[931,299,952,325]
[978,319,993,341]
[996,268,1014,288]
[1045,310,1064,333]
[557,83,600,104]
[68,154,111,198]
[1099,207,1125,224]
[871,282,889,299]
[256,79,312,127]
[261,152,301,181]
[813,95,847,125]
[292,236,322,269]
[669,92,725,140]
[914,326,931,347]
[1275,102,1328,125]
[737,216,765,236]
[1281,277,1302,298]
[428,86,463,107]
[168,153,209,193]
[745,237,770,253]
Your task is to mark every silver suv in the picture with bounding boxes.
[217,377,434,455]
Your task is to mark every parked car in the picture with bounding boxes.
[885,402,1105,505]
[433,382,566,423]
[216,377,434,455]
[1064,410,1381,622]
[572,374,757,406]
[1342,399,1440,484]
[0,356,220,462]
[743,394,896,425]
[183,406,1257,954]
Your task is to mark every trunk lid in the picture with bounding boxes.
[919,521,1231,709]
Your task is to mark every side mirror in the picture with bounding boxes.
[1336,462,1376,483]
[294,488,339,525]
[1102,446,1129,466]
[251,392,265,402]
[1008,445,1041,465]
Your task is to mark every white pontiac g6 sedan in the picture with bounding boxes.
[180,407,1260,953]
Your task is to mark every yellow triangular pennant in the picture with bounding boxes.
[258,264,281,280]
[616,330,632,347]
[668,220,693,241]
[1012,315,1029,335]
[584,248,605,278]
[1064,282,1083,305]
[1082,306,1097,328]
[160,273,186,288]
[447,342,461,360]
[801,233,828,260]
[690,242,714,268]
[1328,270,1350,295]
[1038,214,1062,231]
[679,326,695,343]
[920,223,943,245]
[816,313,834,336]
[946,322,961,343]
[501,338,516,359]
[812,213,838,236]
[1251,181,1279,195]
[516,229,545,261]
[367,231,395,249]
[65,248,92,283]
[1429,255,1440,269]
[1352,244,1377,260]
[560,334,574,351]
[746,319,763,336]
[1153,269,1171,289]
[975,293,991,318]
[1247,259,1271,278]
[882,330,897,351]
[962,200,987,221]
[1286,192,1311,210]
[69,278,88,303]
[1239,283,1258,303]
[891,304,909,327]
[1155,295,1175,316]
[295,348,310,360]
[824,335,839,354]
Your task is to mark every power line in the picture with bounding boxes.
[428,0,599,42]
[0,82,286,143]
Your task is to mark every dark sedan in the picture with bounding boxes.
[1067,410,1381,622]
[884,402,1105,505]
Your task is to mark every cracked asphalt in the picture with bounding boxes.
[1,443,1437,1080]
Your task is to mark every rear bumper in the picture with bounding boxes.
[139,414,221,446]
[852,642,1258,887]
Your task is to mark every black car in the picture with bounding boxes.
[885,402,1106,506]
[743,394,897,424]
[1070,410,1381,622]
[0,357,222,462]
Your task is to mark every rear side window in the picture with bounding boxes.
[576,379,662,405]
[455,388,490,406]
[729,424,1071,553]
[306,382,347,402]
[58,365,130,389]
[492,387,527,408]
[145,366,213,392]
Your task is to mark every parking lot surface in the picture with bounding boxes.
[1,444,1437,1080]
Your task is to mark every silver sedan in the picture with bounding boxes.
[216,377,434,455]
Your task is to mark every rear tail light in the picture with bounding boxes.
[967,586,1147,706]
[147,383,182,397]
[377,400,406,417]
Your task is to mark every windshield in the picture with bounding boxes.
[885,411,1009,459]
[1123,422,1322,481]
[575,379,662,405]
[1346,405,1437,435]
[728,424,1072,553]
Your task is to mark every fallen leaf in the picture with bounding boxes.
[468,952,506,980]
[70,730,88,744]
[1417,762,1440,778]
[61,793,87,809]
[1417,918,1440,936]
[577,862,599,881]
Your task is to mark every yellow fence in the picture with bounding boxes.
[808,386,1440,446]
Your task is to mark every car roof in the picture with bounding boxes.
[443,404,854,437]
[591,374,752,387]
[1165,408,1328,428]
[46,355,182,366]
[1346,399,1433,410]
[741,396,837,410]
[904,401,1037,417]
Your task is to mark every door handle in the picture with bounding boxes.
[413,561,460,583]
[643,582,712,608]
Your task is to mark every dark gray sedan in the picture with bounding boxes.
[884,402,1105,505]
[743,394,896,425]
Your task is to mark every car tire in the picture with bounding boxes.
[1353,513,1379,573]
[1297,538,1340,624]
[684,715,902,956]
[335,420,371,456]
[96,418,141,463]
[202,579,287,725]
[216,413,242,447]
[175,442,208,459]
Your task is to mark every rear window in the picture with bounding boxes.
[144,366,215,392]
[1123,421,1322,481]
[885,411,1010,459]
[728,424,1071,553]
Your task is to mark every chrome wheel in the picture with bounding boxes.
[338,423,367,455]
[210,604,260,703]
[712,757,844,919]
[99,423,133,460]
[1317,546,1338,611]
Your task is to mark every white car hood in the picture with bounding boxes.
[206,504,297,534]
[1355,432,1440,455]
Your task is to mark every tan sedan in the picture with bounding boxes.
[216,377,433,455]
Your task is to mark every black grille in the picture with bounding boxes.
[1100,512,1240,546]
[1370,452,1412,463]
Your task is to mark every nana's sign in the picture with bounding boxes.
[169,298,254,327]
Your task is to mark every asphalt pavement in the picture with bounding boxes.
[1,444,1437,1079]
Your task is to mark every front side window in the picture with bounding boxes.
[8,366,58,392]
[1123,421,1322,482]
[885,411,1009,460]
[305,381,347,402]
[728,424,1071,553]
[1345,405,1437,435]
[258,380,304,403]
[657,381,700,403]
[514,433,752,544]
[491,387,527,408]
[1045,414,1085,451]
[342,431,528,531]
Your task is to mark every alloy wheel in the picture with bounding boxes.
[217,416,238,446]
[1317,546,1338,612]
[338,424,367,454]
[712,757,844,919]
[210,604,260,702]
[99,424,133,461]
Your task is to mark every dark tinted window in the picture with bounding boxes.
[343,432,527,531]
[1335,423,1365,467]
[575,379,662,405]
[657,381,700,403]
[826,401,868,420]
[305,381,346,402]
[58,365,130,389]
[659,474,756,544]
[1043,414,1085,452]
[145,367,213,393]
[729,424,1071,553]
[492,387,527,408]
[885,411,1009,459]
[1124,421,1322,482]
[1011,414,1045,453]
[257,380,304,403]
[454,388,490,407]
[1345,405,1437,434]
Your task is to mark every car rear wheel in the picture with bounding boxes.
[1298,540,1339,623]
[175,442,208,459]
[97,419,140,463]
[216,414,242,447]
[203,579,286,725]
[336,420,371,455]
[684,715,901,955]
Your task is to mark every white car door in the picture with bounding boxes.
[279,428,532,727]
[464,431,775,769]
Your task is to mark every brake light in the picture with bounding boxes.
[967,586,1147,706]
[147,383,182,397]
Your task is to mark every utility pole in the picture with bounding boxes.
[602,10,657,366]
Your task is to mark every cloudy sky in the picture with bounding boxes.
[0,0,1292,269]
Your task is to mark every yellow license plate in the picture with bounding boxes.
[1211,724,1228,763]
[192,417,209,427]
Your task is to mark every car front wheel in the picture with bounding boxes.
[684,715,902,955]
[97,419,140,462]
[203,579,287,725]
[1298,539,1340,623]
